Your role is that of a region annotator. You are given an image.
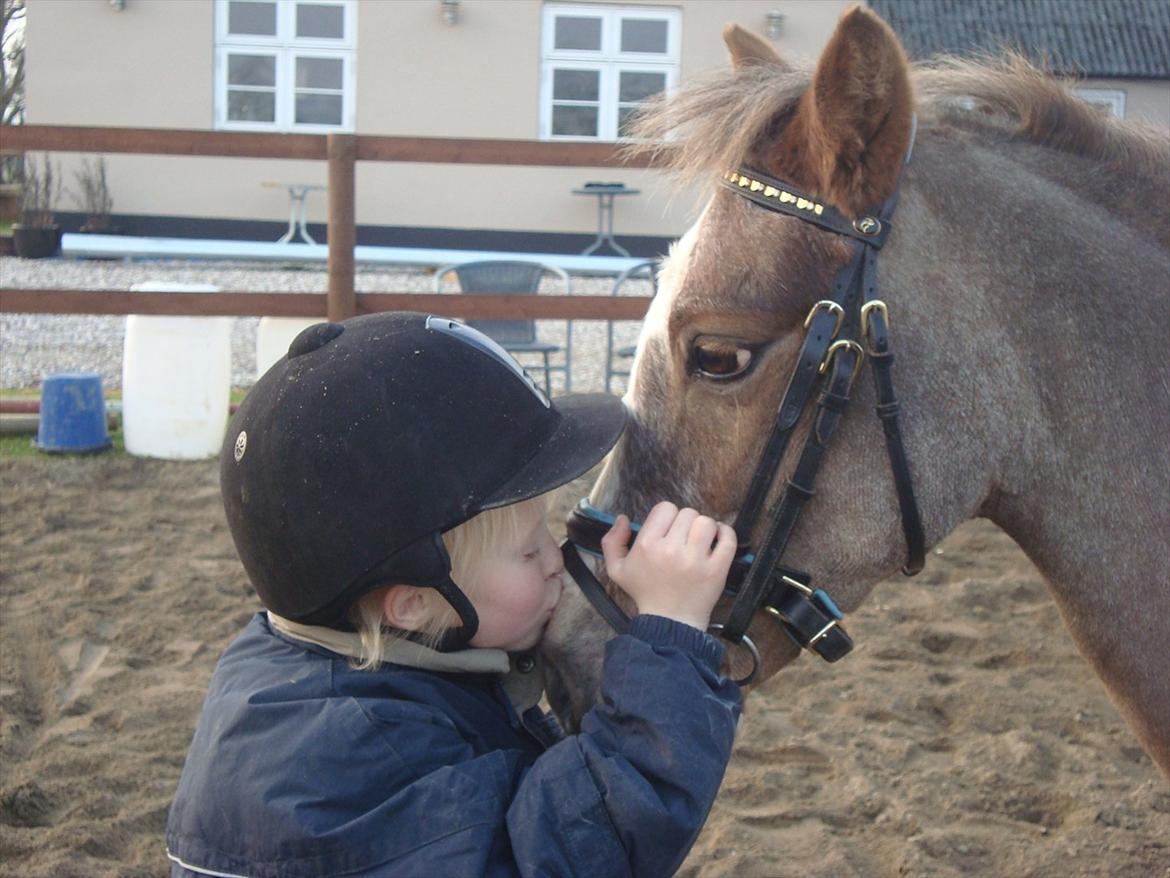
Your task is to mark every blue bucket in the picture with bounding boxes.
[34,373,113,454]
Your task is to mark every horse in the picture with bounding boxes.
[541,5,1170,779]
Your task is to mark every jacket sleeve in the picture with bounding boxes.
[505,614,742,878]
[355,616,741,878]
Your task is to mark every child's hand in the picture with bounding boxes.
[600,501,738,631]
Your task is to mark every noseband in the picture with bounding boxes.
[563,123,925,685]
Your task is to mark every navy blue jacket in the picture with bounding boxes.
[166,613,741,878]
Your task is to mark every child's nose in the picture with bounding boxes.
[542,542,564,578]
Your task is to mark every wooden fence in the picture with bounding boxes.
[0,124,659,321]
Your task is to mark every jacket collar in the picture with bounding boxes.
[267,612,511,674]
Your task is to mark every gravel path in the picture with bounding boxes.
[0,257,650,395]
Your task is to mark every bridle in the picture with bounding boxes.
[563,122,925,685]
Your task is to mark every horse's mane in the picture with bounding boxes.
[628,53,1169,186]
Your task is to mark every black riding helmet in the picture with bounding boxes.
[221,311,626,650]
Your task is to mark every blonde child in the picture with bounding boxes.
[167,312,741,878]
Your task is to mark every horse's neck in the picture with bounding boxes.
[978,219,1170,768]
[909,136,1169,596]
[990,412,1169,603]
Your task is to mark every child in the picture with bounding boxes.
[166,312,742,878]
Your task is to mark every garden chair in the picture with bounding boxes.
[433,260,572,394]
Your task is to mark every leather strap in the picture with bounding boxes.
[721,169,892,248]
[763,577,853,662]
[723,339,862,641]
[561,119,923,668]
[562,542,631,636]
[721,121,921,649]
[862,251,926,575]
[564,528,853,664]
[732,247,866,543]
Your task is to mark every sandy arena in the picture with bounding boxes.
[0,453,1166,877]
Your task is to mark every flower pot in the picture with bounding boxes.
[12,224,63,259]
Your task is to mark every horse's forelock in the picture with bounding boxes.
[625,64,811,190]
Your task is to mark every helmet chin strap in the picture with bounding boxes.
[430,574,480,652]
[306,532,481,651]
[374,534,481,652]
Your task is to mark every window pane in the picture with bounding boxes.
[553,69,599,102]
[297,57,343,89]
[296,92,343,124]
[228,1,277,36]
[552,104,598,137]
[619,71,665,103]
[297,3,345,39]
[554,16,602,51]
[228,89,276,122]
[617,106,634,138]
[621,19,668,54]
[228,54,276,87]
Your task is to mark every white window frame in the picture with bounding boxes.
[539,3,680,141]
[1075,88,1126,118]
[214,0,357,133]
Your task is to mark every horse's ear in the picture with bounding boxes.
[723,23,787,70]
[790,6,914,213]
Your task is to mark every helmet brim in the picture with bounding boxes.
[478,392,627,511]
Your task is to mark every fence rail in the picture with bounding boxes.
[0,124,662,321]
[0,289,653,320]
[0,124,655,167]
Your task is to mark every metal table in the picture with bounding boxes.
[573,183,640,257]
[262,182,326,244]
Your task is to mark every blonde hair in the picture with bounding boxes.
[348,494,550,668]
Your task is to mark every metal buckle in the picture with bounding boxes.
[860,300,888,340]
[819,339,865,388]
[807,619,839,649]
[803,300,845,339]
[707,623,762,687]
[763,605,841,656]
[777,573,812,597]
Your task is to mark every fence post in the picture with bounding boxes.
[327,133,356,321]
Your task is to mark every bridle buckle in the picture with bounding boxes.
[860,300,889,353]
[779,573,813,597]
[807,619,839,648]
[819,339,865,389]
[803,300,845,339]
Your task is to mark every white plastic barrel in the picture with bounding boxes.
[122,283,232,460]
[256,316,324,380]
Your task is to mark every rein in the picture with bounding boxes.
[563,123,925,685]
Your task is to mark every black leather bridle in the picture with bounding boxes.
[563,124,925,685]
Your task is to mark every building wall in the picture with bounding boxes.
[23,1,1168,245]
[25,0,214,129]
[1082,77,1170,129]
[23,0,854,244]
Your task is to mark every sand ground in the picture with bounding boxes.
[0,454,1166,877]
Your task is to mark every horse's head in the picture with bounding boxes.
[543,8,1015,726]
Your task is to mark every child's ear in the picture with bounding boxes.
[381,585,433,632]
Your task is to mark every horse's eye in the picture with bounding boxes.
[691,337,755,380]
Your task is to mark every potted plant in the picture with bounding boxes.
[72,156,116,233]
[13,154,62,258]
